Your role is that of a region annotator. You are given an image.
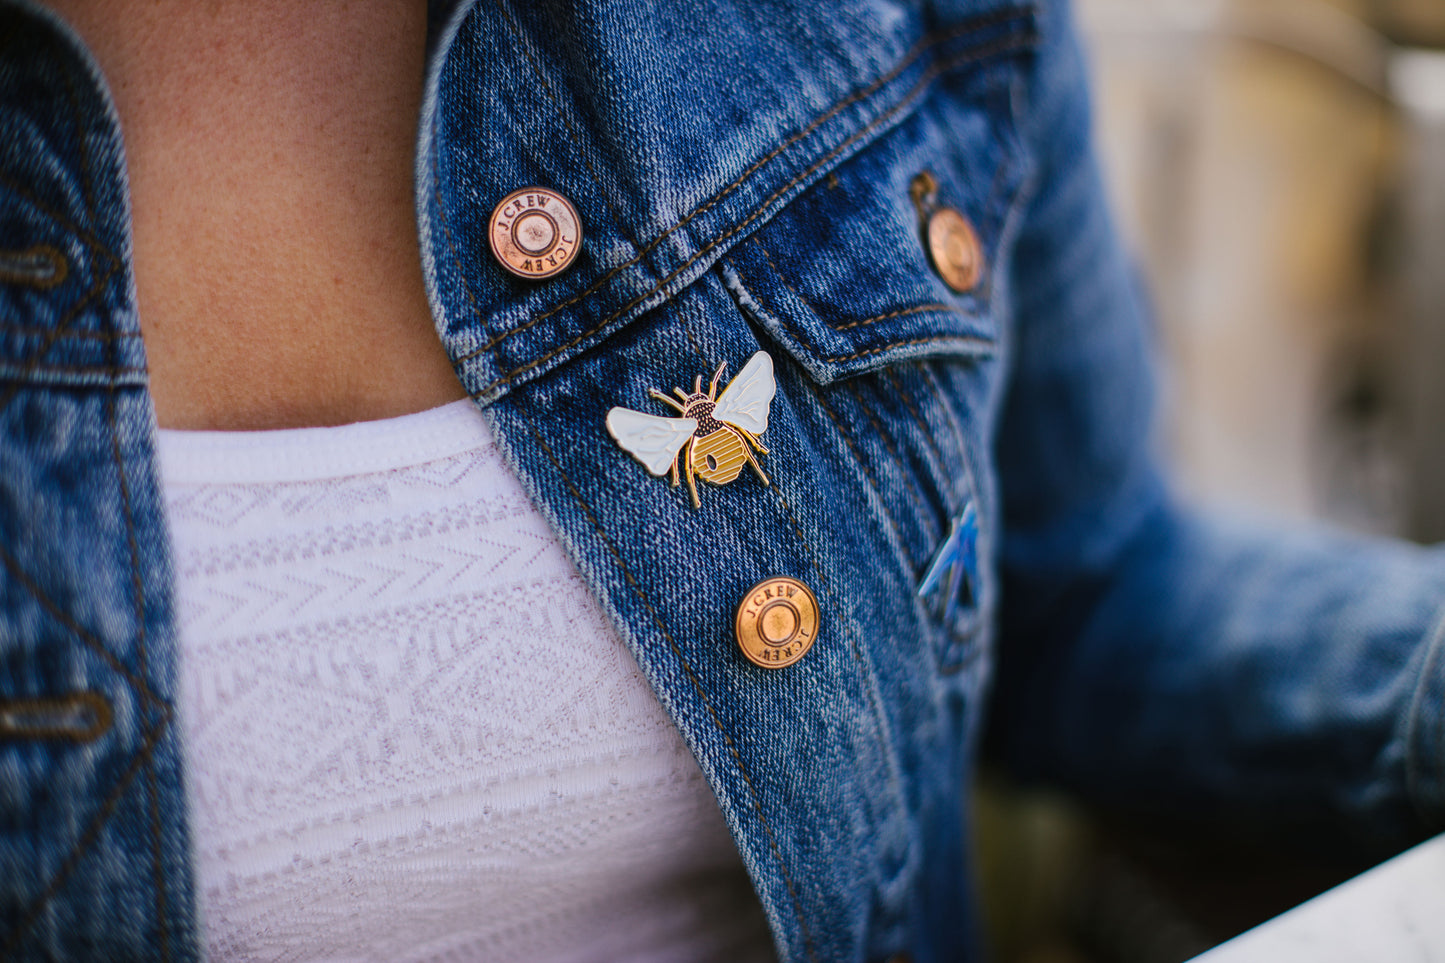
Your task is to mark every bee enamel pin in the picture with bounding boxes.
[605,351,777,508]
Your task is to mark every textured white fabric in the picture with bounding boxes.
[158,399,776,963]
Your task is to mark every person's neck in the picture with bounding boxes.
[47,0,466,430]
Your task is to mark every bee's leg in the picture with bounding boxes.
[737,427,769,455]
[684,444,701,508]
[735,429,770,486]
[670,453,681,488]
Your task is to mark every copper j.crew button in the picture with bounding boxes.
[926,207,982,293]
[487,186,582,279]
[909,170,983,294]
[735,576,820,669]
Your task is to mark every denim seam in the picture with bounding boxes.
[919,363,967,459]
[106,374,172,961]
[0,260,118,412]
[754,239,965,333]
[455,5,1037,367]
[1405,596,1445,831]
[845,379,936,533]
[812,385,918,570]
[832,332,996,364]
[465,32,1038,395]
[511,392,821,963]
[0,543,163,711]
[727,250,995,366]
[751,239,961,334]
[883,366,960,514]
[0,714,169,959]
[768,487,913,883]
[834,302,958,332]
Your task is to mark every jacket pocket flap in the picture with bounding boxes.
[720,59,1028,385]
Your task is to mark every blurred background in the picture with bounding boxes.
[978,0,1445,959]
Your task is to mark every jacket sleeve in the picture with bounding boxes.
[985,0,1445,854]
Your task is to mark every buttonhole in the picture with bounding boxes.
[0,245,68,289]
[909,171,939,225]
[0,692,112,742]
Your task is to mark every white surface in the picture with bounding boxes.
[159,399,775,963]
[1393,49,1445,120]
[1189,834,1445,962]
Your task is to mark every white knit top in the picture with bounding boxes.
[157,399,776,963]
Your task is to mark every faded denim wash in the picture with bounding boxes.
[4,0,1445,960]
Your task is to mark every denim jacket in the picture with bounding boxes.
[5,0,1445,960]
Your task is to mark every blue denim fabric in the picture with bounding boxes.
[3,0,1445,961]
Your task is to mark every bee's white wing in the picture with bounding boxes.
[605,407,697,476]
[712,351,776,435]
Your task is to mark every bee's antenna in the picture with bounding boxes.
[708,361,727,398]
[650,389,686,413]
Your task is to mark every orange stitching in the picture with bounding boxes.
[470,30,1033,398]
[456,9,1037,365]
[884,367,948,471]
[766,486,913,894]
[514,396,821,963]
[0,28,173,959]
[753,240,959,333]
[846,379,932,522]
[0,244,68,289]
[830,333,992,364]
[0,714,170,959]
[812,386,917,569]
[834,302,957,332]
[0,497,162,714]
[730,248,993,366]
[918,362,971,468]
[0,171,119,270]
[0,691,112,742]
[0,259,119,414]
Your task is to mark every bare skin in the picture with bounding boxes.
[47,0,467,430]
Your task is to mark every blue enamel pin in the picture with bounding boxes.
[917,503,978,624]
